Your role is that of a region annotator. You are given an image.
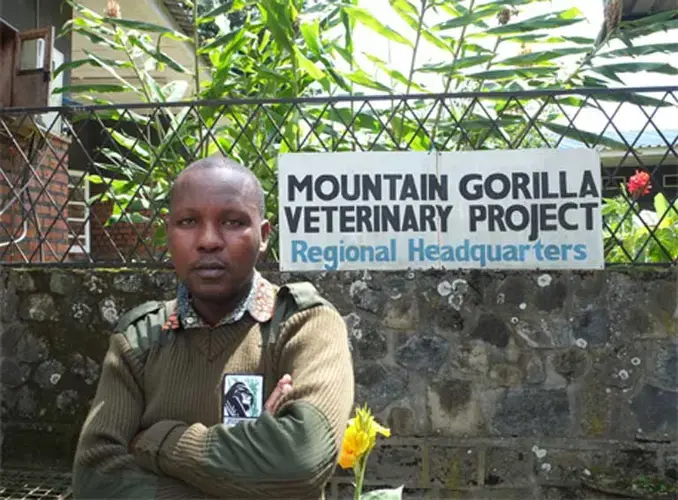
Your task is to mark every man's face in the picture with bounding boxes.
[166,167,270,303]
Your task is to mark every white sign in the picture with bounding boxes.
[277,149,604,271]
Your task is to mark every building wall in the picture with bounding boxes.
[0,0,73,88]
[70,0,199,104]
[0,133,71,263]
[0,267,676,498]
[87,183,165,262]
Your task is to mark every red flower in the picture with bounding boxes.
[627,170,651,198]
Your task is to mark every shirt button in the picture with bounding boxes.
[186,317,195,324]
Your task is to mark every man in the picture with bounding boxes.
[72,155,355,499]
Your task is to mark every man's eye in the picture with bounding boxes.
[178,218,196,226]
[224,219,244,227]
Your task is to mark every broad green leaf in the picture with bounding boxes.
[432,2,459,17]
[504,34,594,45]
[363,53,428,92]
[464,42,492,53]
[361,486,404,500]
[109,131,152,159]
[390,0,419,18]
[418,55,495,73]
[466,66,558,80]
[162,81,190,102]
[99,149,149,177]
[258,1,295,54]
[479,8,584,36]
[300,20,323,58]
[83,108,151,125]
[598,43,678,59]
[66,16,117,37]
[592,92,676,108]
[53,56,129,77]
[421,27,453,52]
[434,10,499,30]
[341,69,393,92]
[565,36,596,44]
[200,28,246,53]
[537,121,627,149]
[212,14,231,34]
[130,36,190,74]
[654,192,670,222]
[332,43,353,64]
[554,96,587,107]
[53,84,128,94]
[68,24,123,50]
[434,0,546,30]
[497,47,589,66]
[579,75,611,88]
[84,50,139,92]
[622,19,678,39]
[390,2,419,31]
[488,0,552,5]
[198,0,253,23]
[592,63,678,84]
[140,69,167,103]
[342,5,413,47]
[294,47,326,80]
[320,60,352,92]
[619,8,678,28]
[102,17,191,42]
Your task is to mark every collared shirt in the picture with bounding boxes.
[162,271,277,332]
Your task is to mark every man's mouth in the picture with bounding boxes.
[192,261,227,278]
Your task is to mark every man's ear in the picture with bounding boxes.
[259,219,271,254]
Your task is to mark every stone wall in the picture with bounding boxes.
[0,267,677,499]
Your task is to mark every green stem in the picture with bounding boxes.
[475,36,501,94]
[354,455,368,500]
[397,0,427,147]
[192,0,204,157]
[471,35,502,149]
[116,25,165,166]
[429,0,476,147]
[560,41,603,88]
[118,29,152,103]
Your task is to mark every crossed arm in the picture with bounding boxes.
[72,306,354,499]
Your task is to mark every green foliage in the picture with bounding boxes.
[603,186,678,264]
[56,0,678,261]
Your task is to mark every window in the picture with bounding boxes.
[664,173,678,189]
[67,170,90,255]
[0,18,53,108]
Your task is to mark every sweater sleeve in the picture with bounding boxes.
[132,305,355,499]
[71,333,202,499]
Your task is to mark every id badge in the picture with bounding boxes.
[222,373,264,427]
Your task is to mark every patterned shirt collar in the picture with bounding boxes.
[162,271,277,332]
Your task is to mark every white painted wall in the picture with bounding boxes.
[70,0,202,104]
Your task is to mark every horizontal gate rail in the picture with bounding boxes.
[1,86,676,267]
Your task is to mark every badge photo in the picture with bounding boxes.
[222,373,264,427]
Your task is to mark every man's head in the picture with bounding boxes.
[166,155,270,305]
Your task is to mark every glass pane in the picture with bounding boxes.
[68,204,85,219]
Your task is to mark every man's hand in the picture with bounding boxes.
[264,373,292,414]
[129,431,144,453]
[129,375,293,453]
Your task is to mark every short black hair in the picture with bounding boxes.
[168,155,266,217]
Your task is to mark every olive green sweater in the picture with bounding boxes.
[72,283,354,499]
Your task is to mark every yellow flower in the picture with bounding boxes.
[338,447,358,469]
[338,405,391,470]
[338,425,370,470]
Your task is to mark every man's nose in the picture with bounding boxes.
[196,223,223,251]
